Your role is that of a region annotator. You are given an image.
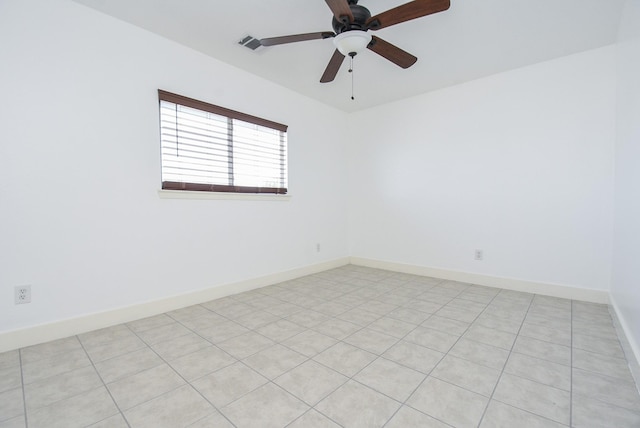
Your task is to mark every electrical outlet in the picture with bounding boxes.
[316,243,321,252]
[474,249,484,261]
[15,285,31,304]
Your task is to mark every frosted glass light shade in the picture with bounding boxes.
[333,31,372,56]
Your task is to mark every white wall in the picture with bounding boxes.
[611,0,640,362]
[348,47,616,292]
[0,0,349,334]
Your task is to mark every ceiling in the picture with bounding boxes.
[72,0,625,112]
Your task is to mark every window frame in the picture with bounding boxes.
[158,90,288,195]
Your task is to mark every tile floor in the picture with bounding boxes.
[1,265,640,427]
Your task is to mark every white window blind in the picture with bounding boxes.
[159,90,288,194]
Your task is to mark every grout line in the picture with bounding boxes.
[18,349,28,428]
[124,322,240,427]
[76,338,132,428]
[570,299,574,427]
[476,293,535,426]
[9,267,627,427]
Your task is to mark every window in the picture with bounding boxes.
[158,90,288,194]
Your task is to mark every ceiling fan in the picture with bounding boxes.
[259,0,451,83]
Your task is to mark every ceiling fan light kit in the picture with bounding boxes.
[333,31,372,56]
[258,0,450,84]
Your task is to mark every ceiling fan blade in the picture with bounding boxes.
[320,49,345,83]
[260,32,335,47]
[367,36,417,69]
[366,0,450,30]
[325,0,353,24]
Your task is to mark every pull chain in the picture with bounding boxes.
[348,53,355,100]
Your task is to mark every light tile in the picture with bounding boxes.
[20,337,82,365]
[196,320,249,343]
[191,361,268,408]
[282,330,338,357]
[382,340,444,374]
[572,393,640,428]
[343,328,398,354]
[421,315,470,335]
[222,383,309,428]
[107,364,185,410]
[431,354,501,396]
[480,400,567,428]
[151,332,213,361]
[449,338,510,370]
[368,317,417,338]
[463,324,516,350]
[434,305,481,323]
[387,307,431,324]
[234,309,281,329]
[135,322,191,345]
[313,342,377,377]
[179,312,226,332]
[170,346,237,381]
[474,314,523,334]
[385,406,451,428]
[0,416,25,428]
[78,324,136,348]
[166,304,212,322]
[275,360,347,405]
[519,322,571,346]
[217,331,274,359]
[407,377,488,428]
[316,380,400,428]
[243,344,307,379]
[572,333,625,359]
[313,318,362,340]
[124,385,215,428]
[505,352,571,391]
[404,326,459,353]
[24,366,102,411]
[87,414,129,428]
[0,388,24,422]
[312,301,351,317]
[493,373,570,425]
[0,366,21,394]
[356,300,398,316]
[285,310,329,328]
[0,351,19,370]
[287,409,341,428]
[403,299,444,314]
[186,412,235,428]
[354,357,426,401]
[213,302,256,319]
[572,348,632,381]
[27,387,118,428]
[511,335,570,366]
[263,302,304,318]
[572,367,640,411]
[337,307,382,326]
[127,314,174,333]
[256,319,306,342]
[95,347,163,384]
[83,335,147,363]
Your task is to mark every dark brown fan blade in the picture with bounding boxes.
[260,32,335,46]
[367,36,417,68]
[325,0,353,24]
[320,49,345,83]
[366,0,450,30]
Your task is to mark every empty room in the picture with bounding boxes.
[1,0,639,427]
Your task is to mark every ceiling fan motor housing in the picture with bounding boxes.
[332,3,372,33]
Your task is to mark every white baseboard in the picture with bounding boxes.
[609,297,640,393]
[349,257,610,304]
[0,257,350,353]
